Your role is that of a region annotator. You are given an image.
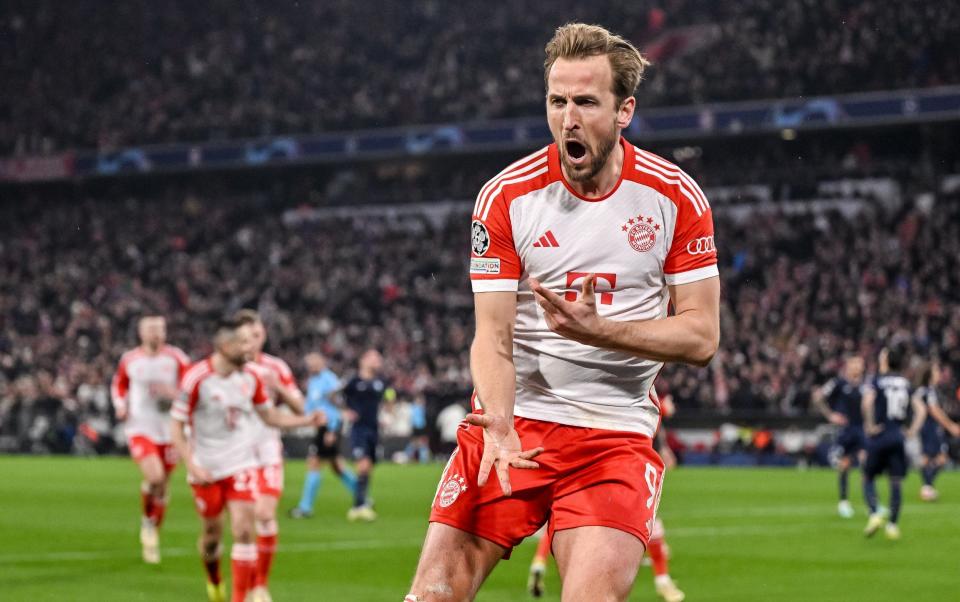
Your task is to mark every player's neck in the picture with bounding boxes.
[561,138,624,199]
[211,353,241,376]
[140,343,162,355]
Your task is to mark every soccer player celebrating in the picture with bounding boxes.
[290,352,358,519]
[861,346,926,540]
[171,317,323,602]
[111,314,190,564]
[344,349,391,522]
[233,309,305,602]
[812,355,866,518]
[916,361,960,501]
[405,23,719,602]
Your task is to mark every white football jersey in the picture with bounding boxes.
[469,139,718,436]
[245,352,298,466]
[171,358,270,481]
[111,345,190,442]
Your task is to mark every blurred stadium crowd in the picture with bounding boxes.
[3,0,959,154]
[1,174,958,455]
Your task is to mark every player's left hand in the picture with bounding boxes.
[309,410,327,427]
[530,275,607,346]
[949,424,960,438]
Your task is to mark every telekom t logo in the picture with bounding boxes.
[565,272,617,305]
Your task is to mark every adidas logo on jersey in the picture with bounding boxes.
[532,230,559,248]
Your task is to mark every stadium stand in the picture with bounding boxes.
[2,0,958,154]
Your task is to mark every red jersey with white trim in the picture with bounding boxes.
[171,358,270,481]
[245,353,298,466]
[111,345,191,443]
[469,138,718,436]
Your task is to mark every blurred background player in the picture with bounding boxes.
[170,317,322,602]
[406,394,431,463]
[812,355,866,518]
[111,314,190,564]
[233,309,305,602]
[861,346,926,540]
[527,394,685,602]
[343,348,391,522]
[290,352,357,518]
[916,361,960,501]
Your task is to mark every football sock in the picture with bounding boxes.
[230,543,257,602]
[340,469,358,494]
[889,479,902,524]
[255,520,278,587]
[863,478,878,514]
[533,530,552,565]
[140,484,155,524]
[298,471,322,512]
[355,473,370,507]
[201,544,222,585]
[838,468,849,501]
[921,463,938,487]
[151,495,168,527]
[647,538,669,577]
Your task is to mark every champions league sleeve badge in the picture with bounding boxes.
[471,220,491,256]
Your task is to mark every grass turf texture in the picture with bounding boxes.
[0,456,955,601]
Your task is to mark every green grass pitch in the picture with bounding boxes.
[0,456,955,601]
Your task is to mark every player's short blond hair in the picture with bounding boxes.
[233,308,261,326]
[544,23,649,105]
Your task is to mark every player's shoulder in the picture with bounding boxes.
[181,359,214,389]
[161,344,191,364]
[627,145,711,217]
[472,145,555,220]
[120,347,145,364]
[259,352,293,373]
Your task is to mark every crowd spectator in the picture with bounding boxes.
[1,175,958,454]
[2,0,958,155]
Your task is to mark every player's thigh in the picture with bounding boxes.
[227,500,256,542]
[137,454,166,485]
[553,525,645,602]
[409,522,505,601]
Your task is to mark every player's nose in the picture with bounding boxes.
[562,104,580,132]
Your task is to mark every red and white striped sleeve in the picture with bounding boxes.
[469,147,550,292]
[166,345,192,379]
[111,353,131,413]
[171,361,207,423]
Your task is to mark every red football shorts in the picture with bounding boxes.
[128,435,179,474]
[190,468,258,518]
[429,416,665,557]
[255,463,284,499]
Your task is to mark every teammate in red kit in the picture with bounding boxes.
[170,318,323,602]
[111,314,190,564]
[233,309,305,602]
[406,23,719,602]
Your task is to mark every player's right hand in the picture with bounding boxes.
[115,406,128,421]
[828,412,848,426]
[309,410,327,427]
[188,462,214,485]
[464,413,543,497]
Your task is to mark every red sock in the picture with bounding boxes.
[150,496,167,527]
[203,556,221,585]
[647,538,669,577]
[533,529,553,563]
[231,544,257,602]
[255,522,278,587]
[140,490,155,523]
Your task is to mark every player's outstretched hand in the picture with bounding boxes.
[464,413,543,497]
[188,461,214,485]
[530,275,606,346]
[949,424,960,438]
[310,410,327,427]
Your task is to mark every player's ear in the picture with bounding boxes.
[616,95,635,129]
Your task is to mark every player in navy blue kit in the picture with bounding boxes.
[916,362,960,502]
[343,349,392,522]
[861,347,926,540]
[812,355,865,518]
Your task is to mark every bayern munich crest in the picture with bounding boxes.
[438,472,468,507]
[622,213,661,253]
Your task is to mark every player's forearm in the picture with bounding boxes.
[930,405,958,431]
[278,387,305,415]
[170,419,191,463]
[470,328,516,419]
[593,310,719,367]
[260,407,312,429]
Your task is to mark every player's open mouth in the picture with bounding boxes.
[565,140,588,164]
